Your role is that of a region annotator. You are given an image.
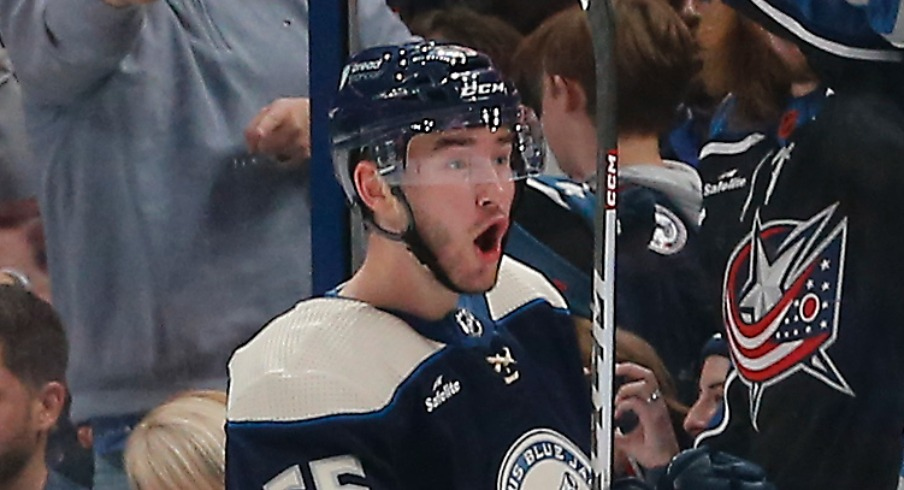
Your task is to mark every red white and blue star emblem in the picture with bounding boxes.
[724,204,852,427]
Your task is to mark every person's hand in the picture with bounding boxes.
[102,0,157,7]
[244,97,311,169]
[614,362,680,470]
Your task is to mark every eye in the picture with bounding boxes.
[447,159,467,170]
[493,154,511,166]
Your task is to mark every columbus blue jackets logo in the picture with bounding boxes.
[724,204,852,426]
[648,204,688,255]
[496,428,591,490]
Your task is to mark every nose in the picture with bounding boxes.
[475,178,506,208]
[682,4,701,32]
[470,161,507,208]
[683,398,714,438]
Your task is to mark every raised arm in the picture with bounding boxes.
[0,0,153,106]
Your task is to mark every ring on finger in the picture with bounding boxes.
[646,388,662,404]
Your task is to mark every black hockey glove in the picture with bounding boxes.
[657,446,777,490]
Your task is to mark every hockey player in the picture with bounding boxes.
[696,1,904,489]
[225,41,593,489]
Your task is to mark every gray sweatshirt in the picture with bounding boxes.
[0,49,37,201]
[618,159,704,227]
[0,0,412,421]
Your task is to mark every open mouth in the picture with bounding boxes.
[474,219,508,256]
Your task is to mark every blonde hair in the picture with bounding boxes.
[124,390,227,490]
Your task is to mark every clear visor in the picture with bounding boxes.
[382,105,543,187]
[394,130,516,186]
[332,106,544,202]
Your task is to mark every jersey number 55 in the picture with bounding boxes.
[263,455,369,490]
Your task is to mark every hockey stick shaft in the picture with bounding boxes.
[588,0,618,488]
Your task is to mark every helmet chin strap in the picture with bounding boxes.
[363,182,525,297]
[364,187,466,294]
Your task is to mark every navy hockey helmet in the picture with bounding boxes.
[329,40,544,205]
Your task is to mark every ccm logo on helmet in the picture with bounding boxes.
[461,81,507,98]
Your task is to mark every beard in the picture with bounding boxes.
[410,208,505,295]
[697,3,792,129]
[0,438,36,486]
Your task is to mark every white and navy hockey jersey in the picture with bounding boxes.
[226,257,592,490]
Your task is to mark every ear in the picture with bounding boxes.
[353,161,404,227]
[354,160,390,211]
[32,381,66,432]
[543,74,567,108]
[562,77,588,114]
[544,74,588,115]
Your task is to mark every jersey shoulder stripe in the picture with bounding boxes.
[699,133,767,160]
[489,256,569,320]
[227,298,444,423]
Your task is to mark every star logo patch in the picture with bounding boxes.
[724,204,853,427]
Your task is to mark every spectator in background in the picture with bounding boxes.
[695,0,790,132]
[656,0,727,170]
[44,397,94,489]
[0,48,49,302]
[513,3,719,403]
[406,6,523,77]
[124,390,226,490]
[0,200,49,302]
[616,330,691,448]
[606,328,775,489]
[613,329,689,485]
[389,0,580,34]
[468,0,580,34]
[0,285,84,490]
[0,58,86,477]
[694,0,794,286]
[682,334,730,439]
[0,48,37,204]
[0,1,413,488]
[666,0,701,29]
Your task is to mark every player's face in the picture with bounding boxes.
[402,126,517,293]
[0,352,41,486]
[683,355,731,438]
